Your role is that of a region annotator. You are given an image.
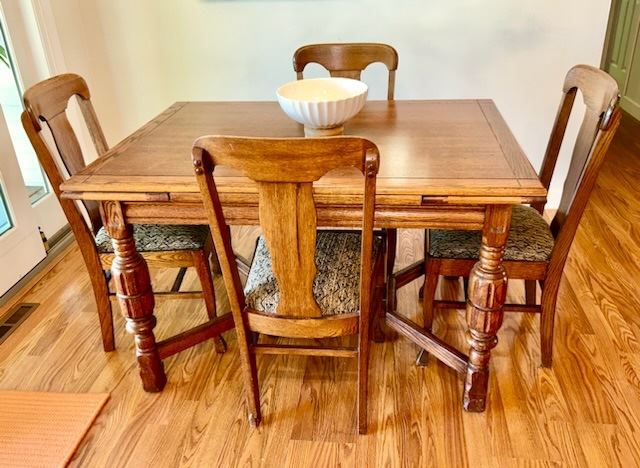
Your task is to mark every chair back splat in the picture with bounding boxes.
[540,66,620,270]
[193,136,379,318]
[22,73,108,235]
[535,64,619,223]
[293,43,398,100]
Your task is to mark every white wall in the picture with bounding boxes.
[48,0,611,206]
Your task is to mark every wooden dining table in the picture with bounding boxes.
[60,99,546,412]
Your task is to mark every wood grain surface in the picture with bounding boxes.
[60,100,543,201]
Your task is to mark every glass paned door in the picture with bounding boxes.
[0,3,55,297]
[0,2,67,241]
[0,105,46,297]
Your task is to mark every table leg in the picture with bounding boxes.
[463,205,511,411]
[101,201,166,392]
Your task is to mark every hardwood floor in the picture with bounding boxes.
[1,116,639,467]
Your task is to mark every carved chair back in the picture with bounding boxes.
[193,136,379,319]
[293,43,398,100]
[538,65,620,276]
[22,73,109,235]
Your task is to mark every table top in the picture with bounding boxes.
[61,100,546,204]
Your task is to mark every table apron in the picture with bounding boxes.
[120,201,488,230]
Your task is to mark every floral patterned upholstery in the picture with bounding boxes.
[429,205,554,262]
[244,231,382,316]
[95,224,210,253]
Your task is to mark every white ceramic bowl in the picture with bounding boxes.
[276,77,368,136]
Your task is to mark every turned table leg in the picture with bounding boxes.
[101,201,167,392]
[463,205,511,411]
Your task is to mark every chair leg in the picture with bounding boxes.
[241,341,261,427]
[416,258,440,366]
[204,233,222,274]
[170,267,188,292]
[229,310,261,426]
[371,284,386,343]
[249,331,260,346]
[358,315,371,434]
[225,307,260,426]
[385,228,397,313]
[371,258,387,343]
[540,282,558,368]
[525,280,537,305]
[193,250,227,354]
[96,270,115,352]
[419,229,430,299]
[463,276,470,301]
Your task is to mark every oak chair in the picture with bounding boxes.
[21,73,226,355]
[293,43,399,315]
[193,135,385,434]
[293,43,399,100]
[419,65,620,368]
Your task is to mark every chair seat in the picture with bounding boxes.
[429,205,555,262]
[244,231,381,316]
[95,224,210,253]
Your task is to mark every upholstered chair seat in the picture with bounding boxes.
[429,206,554,262]
[245,231,382,316]
[95,225,210,253]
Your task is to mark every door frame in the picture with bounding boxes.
[601,0,621,69]
[601,0,640,120]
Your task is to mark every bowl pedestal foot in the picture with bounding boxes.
[304,125,344,137]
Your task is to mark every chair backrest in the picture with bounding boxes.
[193,136,379,319]
[21,73,109,235]
[540,65,621,274]
[293,43,398,100]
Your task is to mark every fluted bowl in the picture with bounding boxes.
[276,77,368,136]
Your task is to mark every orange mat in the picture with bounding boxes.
[0,390,109,468]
